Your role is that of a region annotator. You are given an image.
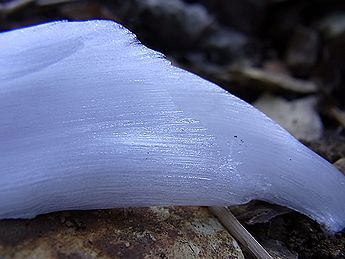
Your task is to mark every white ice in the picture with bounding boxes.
[0,20,344,232]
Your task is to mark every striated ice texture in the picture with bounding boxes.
[0,21,344,232]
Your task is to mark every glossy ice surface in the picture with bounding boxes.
[0,21,344,232]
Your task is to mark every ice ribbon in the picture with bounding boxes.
[0,21,344,232]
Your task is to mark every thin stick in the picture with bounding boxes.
[209,206,272,259]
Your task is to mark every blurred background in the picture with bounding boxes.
[1,0,345,258]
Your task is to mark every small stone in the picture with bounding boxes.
[109,0,213,50]
[254,94,323,141]
[200,26,248,64]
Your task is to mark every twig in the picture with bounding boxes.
[209,206,273,259]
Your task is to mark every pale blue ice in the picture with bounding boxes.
[0,21,344,232]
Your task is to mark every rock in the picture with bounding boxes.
[199,26,248,64]
[106,0,250,66]
[254,94,323,141]
[107,0,213,51]
[0,207,244,258]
